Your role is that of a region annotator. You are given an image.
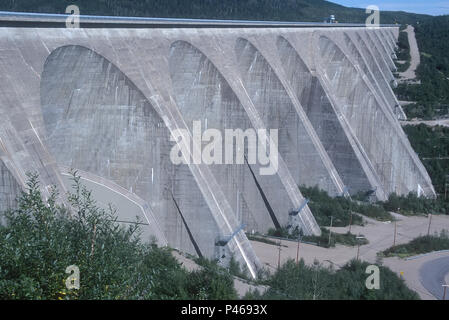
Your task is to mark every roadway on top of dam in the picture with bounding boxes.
[0,11,397,28]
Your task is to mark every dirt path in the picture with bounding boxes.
[401,119,449,128]
[399,25,420,81]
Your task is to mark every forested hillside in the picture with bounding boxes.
[0,0,428,24]
[395,16,449,119]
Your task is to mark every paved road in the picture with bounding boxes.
[419,256,449,300]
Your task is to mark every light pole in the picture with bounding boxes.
[445,175,449,200]
[443,285,449,300]
[356,235,366,261]
[277,241,282,270]
[328,216,333,247]
[393,219,398,247]
[296,234,302,265]
[427,213,433,236]
[349,210,353,233]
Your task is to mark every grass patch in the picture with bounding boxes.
[302,228,369,248]
[246,234,287,247]
[300,186,393,224]
[382,230,449,258]
[266,227,368,248]
[244,259,419,300]
[299,186,364,226]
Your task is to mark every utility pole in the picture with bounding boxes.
[349,211,353,233]
[296,235,301,265]
[277,241,282,270]
[445,175,449,200]
[328,216,333,247]
[356,235,366,261]
[443,285,449,300]
[356,241,361,260]
[393,220,397,247]
[312,261,319,300]
[427,213,433,236]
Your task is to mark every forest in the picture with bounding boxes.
[395,16,449,119]
[0,0,429,24]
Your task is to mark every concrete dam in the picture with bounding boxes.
[0,13,436,277]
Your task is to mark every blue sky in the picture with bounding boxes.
[331,0,449,15]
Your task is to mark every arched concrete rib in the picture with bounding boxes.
[235,36,345,197]
[354,31,405,119]
[371,29,396,71]
[276,35,372,195]
[345,32,406,120]
[175,33,321,236]
[343,33,393,111]
[59,166,168,247]
[40,44,261,277]
[316,34,435,198]
[386,28,399,49]
[373,29,394,60]
[0,49,66,202]
[360,32,394,83]
[168,40,276,234]
[41,44,199,253]
[381,28,396,49]
[96,31,263,275]
[353,31,395,105]
[379,29,396,56]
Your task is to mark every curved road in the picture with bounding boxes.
[420,256,449,300]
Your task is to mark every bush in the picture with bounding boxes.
[302,228,368,248]
[299,186,364,227]
[382,230,449,257]
[250,259,419,300]
[300,186,393,224]
[383,191,448,215]
[0,172,237,300]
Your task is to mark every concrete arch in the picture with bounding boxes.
[344,32,405,119]
[318,35,435,198]
[169,36,322,237]
[354,31,399,111]
[277,35,372,195]
[168,39,276,233]
[379,29,395,55]
[235,37,341,197]
[364,31,394,81]
[385,29,398,49]
[40,44,224,258]
[370,30,396,71]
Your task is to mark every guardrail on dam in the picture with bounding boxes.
[0,12,436,277]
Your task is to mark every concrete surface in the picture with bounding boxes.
[0,17,436,275]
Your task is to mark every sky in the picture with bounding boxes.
[331,0,449,16]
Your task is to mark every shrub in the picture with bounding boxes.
[250,259,419,300]
[0,172,237,300]
[382,230,449,257]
